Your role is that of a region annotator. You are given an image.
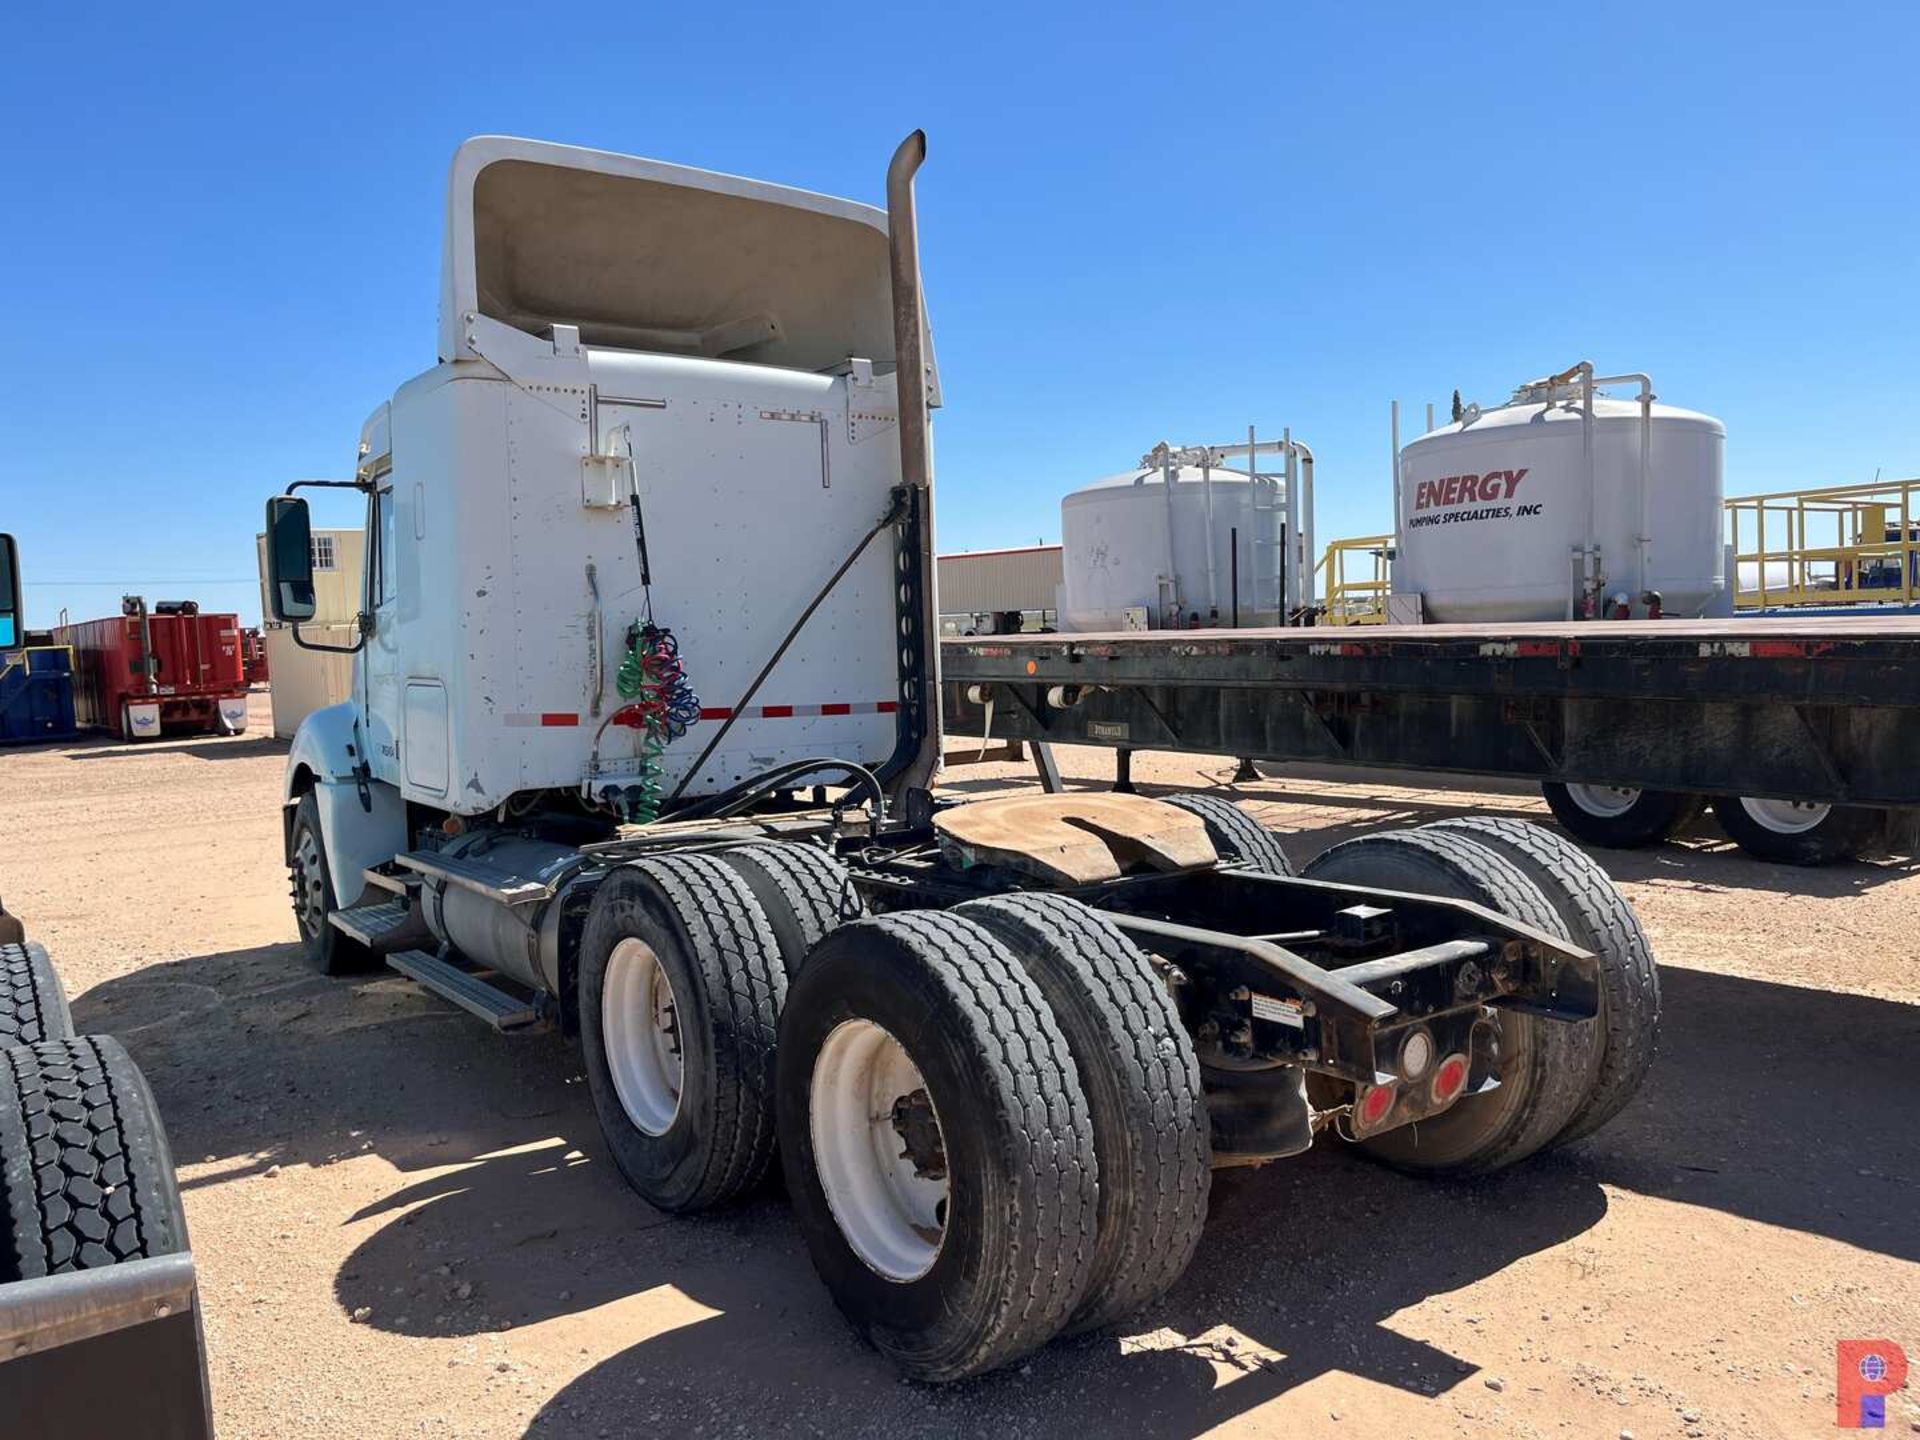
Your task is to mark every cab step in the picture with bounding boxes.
[361,866,419,898]
[385,949,543,1032]
[328,896,433,954]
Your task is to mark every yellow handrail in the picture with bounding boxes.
[1725,478,1920,610]
[1317,534,1394,625]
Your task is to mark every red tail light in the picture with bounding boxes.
[1355,1082,1397,1130]
[1431,1054,1471,1106]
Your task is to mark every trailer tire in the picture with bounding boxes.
[1711,795,1880,867]
[579,854,786,1214]
[0,942,75,1047]
[1423,817,1657,1145]
[1161,792,1294,875]
[1541,782,1700,850]
[957,893,1210,1333]
[288,793,376,976]
[1302,829,1596,1175]
[776,911,1098,1382]
[716,842,866,979]
[0,1036,189,1282]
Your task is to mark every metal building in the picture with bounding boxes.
[937,544,1063,633]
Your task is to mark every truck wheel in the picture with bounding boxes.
[287,793,375,976]
[1541,782,1700,849]
[0,1036,189,1282]
[579,854,786,1214]
[957,893,1209,1333]
[716,842,866,978]
[0,942,75,1046]
[1712,796,1880,867]
[1423,817,1657,1145]
[1161,792,1294,875]
[1302,829,1596,1175]
[776,911,1097,1381]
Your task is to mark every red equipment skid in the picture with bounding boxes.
[53,604,249,741]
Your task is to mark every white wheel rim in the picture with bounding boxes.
[809,1019,948,1282]
[292,827,326,937]
[1739,796,1832,835]
[602,938,685,1136]
[1564,783,1642,818]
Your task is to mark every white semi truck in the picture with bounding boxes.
[262,131,1658,1381]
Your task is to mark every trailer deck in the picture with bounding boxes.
[941,615,1920,807]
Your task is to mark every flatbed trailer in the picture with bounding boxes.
[941,614,1920,863]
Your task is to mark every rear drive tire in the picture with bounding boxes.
[776,911,1098,1382]
[0,942,75,1046]
[958,892,1209,1333]
[0,1036,189,1282]
[1423,817,1659,1145]
[716,842,866,978]
[1541,782,1700,849]
[1712,795,1879,867]
[1302,829,1596,1175]
[579,854,786,1214]
[1161,792,1294,875]
[287,792,376,976]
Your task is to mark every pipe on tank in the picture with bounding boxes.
[1283,428,1300,620]
[1548,362,1656,613]
[1545,361,1602,616]
[1158,451,1180,625]
[1390,401,1402,555]
[1294,439,1316,616]
[1591,371,1657,600]
[1202,459,1219,615]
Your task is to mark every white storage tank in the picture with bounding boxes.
[1395,368,1725,622]
[1060,461,1291,631]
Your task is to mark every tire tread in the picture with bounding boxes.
[958,893,1209,1332]
[1161,792,1294,875]
[0,942,74,1047]
[0,1036,187,1283]
[1426,816,1659,1143]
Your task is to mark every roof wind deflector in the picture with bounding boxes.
[438,137,899,372]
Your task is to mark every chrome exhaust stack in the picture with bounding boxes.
[885,129,942,797]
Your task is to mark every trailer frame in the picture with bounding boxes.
[941,615,1920,809]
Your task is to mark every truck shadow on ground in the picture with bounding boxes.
[63,734,289,763]
[69,936,1919,1438]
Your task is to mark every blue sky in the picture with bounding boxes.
[3,3,1915,627]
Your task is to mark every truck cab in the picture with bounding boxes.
[268,135,941,919]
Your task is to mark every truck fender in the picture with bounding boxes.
[282,702,360,807]
[282,703,407,912]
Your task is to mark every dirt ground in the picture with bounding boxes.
[2,690,1916,1439]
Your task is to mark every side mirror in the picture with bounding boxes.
[265,497,317,622]
[0,533,20,648]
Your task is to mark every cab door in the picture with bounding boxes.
[361,481,404,785]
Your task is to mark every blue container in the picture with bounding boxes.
[0,647,80,744]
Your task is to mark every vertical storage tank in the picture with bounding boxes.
[1060,463,1290,631]
[1395,368,1725,622]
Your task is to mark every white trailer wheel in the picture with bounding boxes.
[1541,782,1700,850]
[1736,797,1831,835]
[1711,794,1878,866]
[602,938,686,1138]
[1562,783,1642,818]
[810,1019,947,1282]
